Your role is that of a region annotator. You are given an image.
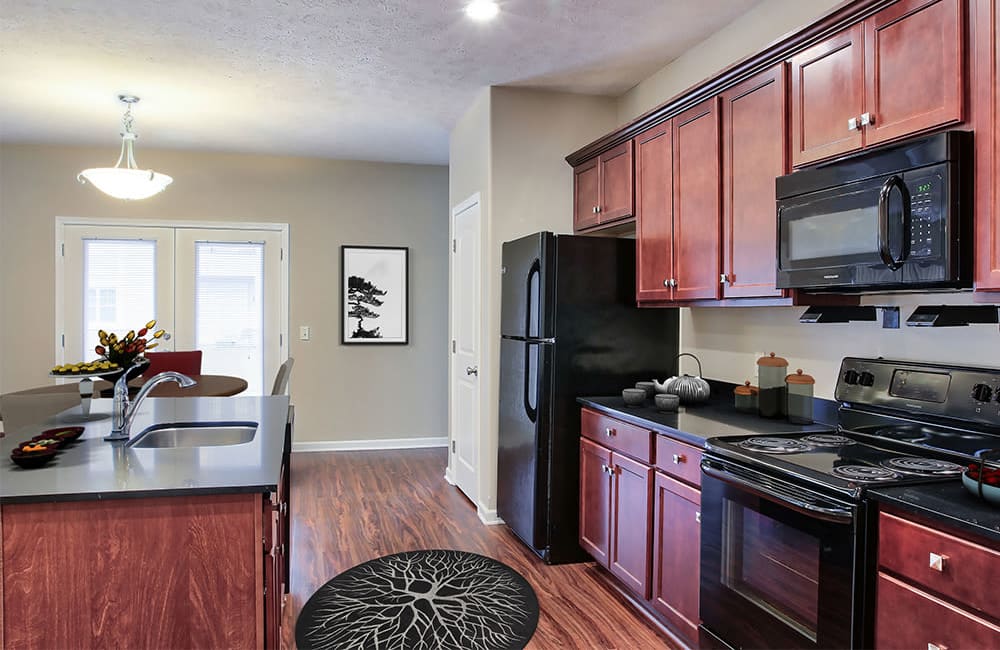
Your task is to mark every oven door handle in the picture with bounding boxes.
[701,460,854,524]
[877,174,911,271]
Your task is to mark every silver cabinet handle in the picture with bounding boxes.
[663,278,670,287]
[280,502,288,516]
[848,116,859,131]
[928,643,948,650]
[605,427,615,437]
[669,278,677,288]
[860,112,874,126]
[466,366,478,376]
[929,552,948,572]
[720,273,730,285]
[597,206,602,213]
[600,464,614,475]
[695,512,701,524]
[592,206,598,213]
[672,453,686,464]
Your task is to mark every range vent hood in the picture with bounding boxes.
[905,305,999,327]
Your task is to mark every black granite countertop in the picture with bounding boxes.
[869,482,1000,544]
[1,396,290,504]
[577,390,836,447]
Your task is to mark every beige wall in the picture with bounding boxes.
[0,144,449,443]
[617,0,845,123]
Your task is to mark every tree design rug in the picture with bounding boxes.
[295,550,540,650]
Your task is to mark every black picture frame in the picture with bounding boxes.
[341,246,409,345]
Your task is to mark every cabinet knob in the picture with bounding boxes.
[280,502,288,516]
[927,644,948,650]
[720,273,731,285]
[600,464,614,475]
[672,453,686,464]
[848,116,859,131]
[860,112,874,126]
[605,427,615,437]
[592,206,598,214]
[928,552,948,572]
[669,278,678,288]
[663,278,670,287]
[595,206,602,214]
[695,512,701,524]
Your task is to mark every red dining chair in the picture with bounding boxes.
[142,351,203,377]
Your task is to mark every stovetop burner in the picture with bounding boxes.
[802,433,856,447]
[738,437,814,454]
[831,465,899,482]
[881,456,964,476]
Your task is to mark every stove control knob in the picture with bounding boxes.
[858,371,876,387]
[972,383,994,403]
[843,370,860,385]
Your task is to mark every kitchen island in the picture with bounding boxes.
[0,396,292,649]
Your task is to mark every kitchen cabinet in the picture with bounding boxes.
[791,0,964,167]
[874,510,1000,649]
[573,141,634,232]
[974,0,1000,289]
[609,452,653,598]
[651,472,701,646]
[720,65,787,298]
[579,436,612,565]
[635,122,674,303]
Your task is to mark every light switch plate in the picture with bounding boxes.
[299,326,311,341]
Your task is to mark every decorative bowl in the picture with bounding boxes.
[19,438,62,451]
[622,388,647,407]
[654,393,680,412]
[101,357,150,386]
[10,446,59,469]
[39,426,85,443]
[962,470,1000,506]
[634,381,656,398]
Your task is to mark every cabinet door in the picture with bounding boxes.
[975,0,1000,289]
[864,0,964,147]
[574,158,601,231]
[598,141,634,223]
[263,497,282,650]
[651,472,701,644]
[721,65,786,299]
[790,24,865,166]
[609,452,653,599]
[672,97,722,301]
[579,437,612,566]
[635,123,675,302]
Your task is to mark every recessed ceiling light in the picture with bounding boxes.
[465,0,499,21]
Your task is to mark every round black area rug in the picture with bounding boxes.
[295,550,540,650]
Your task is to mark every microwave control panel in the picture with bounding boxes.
[906,172,944,259]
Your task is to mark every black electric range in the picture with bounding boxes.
[698,357,1000,650]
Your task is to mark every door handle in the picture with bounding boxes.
[877,175,911,271]
[466,366,478,376]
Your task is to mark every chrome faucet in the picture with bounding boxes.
[106,365,197,441]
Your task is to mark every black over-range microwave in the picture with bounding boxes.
[775,131,973,291]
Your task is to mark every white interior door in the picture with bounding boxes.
[61,225,175,365]
[451,197,481,502]
[174,228,283,396]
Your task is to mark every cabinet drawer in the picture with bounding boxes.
[654,435,703,487]
[878,511,1000,620]
[581,408,653,463]
[875,573,1000,649]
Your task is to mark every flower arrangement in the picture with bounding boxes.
[95,319,169,368]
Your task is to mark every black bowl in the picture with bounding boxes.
[11,447,58,469]
[40,426,85,443]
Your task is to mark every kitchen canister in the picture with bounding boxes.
[786,369,816,424]
[734,381,758,413]
[757,352,789,418]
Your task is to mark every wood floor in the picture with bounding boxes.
[280,448,677,649]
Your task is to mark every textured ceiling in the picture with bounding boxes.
[0,0,762,165]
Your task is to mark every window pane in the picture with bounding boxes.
[83,239,156,360]
[195,242,265,394]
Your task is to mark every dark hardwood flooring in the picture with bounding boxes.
[281,448,676,649]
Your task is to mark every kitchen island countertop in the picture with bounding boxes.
[869,482,1000,544]
[0,395,289,504]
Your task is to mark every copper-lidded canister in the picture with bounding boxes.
[734,381,758,413]
[757,352,789,418]
[786,369,816,424]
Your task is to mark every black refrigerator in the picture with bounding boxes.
[498,232,679,564]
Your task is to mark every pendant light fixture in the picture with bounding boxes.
[78,95,173,200]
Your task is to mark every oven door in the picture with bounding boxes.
[699,456,862,650]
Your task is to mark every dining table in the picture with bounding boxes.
[7,374,249,399]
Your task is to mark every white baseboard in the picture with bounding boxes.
[477,506,504,526]
[292,436,448,453]
[444,466,456,485]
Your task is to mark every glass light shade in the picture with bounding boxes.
[78,167,173,200]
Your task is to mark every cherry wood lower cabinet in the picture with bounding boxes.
[579,437,613,565]
[609,452,653,598]
[650,472,701,645]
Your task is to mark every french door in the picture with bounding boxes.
[60,222,286,395]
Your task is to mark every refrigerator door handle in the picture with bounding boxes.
[523,341,537,423]
[525,259,541,340]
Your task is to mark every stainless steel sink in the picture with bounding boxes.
[127,421,258,449]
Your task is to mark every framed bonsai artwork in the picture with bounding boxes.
[341,246,409,345]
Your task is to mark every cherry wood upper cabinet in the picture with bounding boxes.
[672,97,722,301]
[573,142,634,232]
[609,451,653,599]
[573,158,601,231]
[791,0,964,167]
[635,123,675,303]
[974,0,1000,289]
[721,65,787,298]
[790,24,865,167]
[579,437,612,567]
[651,472,701,646]
[865,0,964,146]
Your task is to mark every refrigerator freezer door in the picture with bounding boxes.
[500,232,554,339]
[497,336,553,551]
